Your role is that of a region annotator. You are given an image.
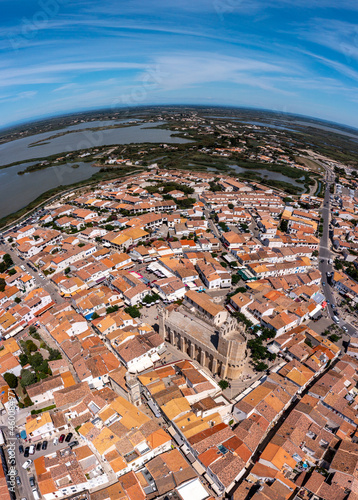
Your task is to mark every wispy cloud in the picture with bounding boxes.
[0,0,357,127]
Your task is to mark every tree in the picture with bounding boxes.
[218,380,229,390]
[255,362,268,372]
[4,372,18,388]
[106,305,119,314]
[24,340,37,354]
[28,352,44,370]
[19,353,29,366]
[14,297,21,304]
[329,334,340,343]
[64,267,71,274]
[232,274,240,286]
[91,312,100,320]
[29,325,37,335]
[228,204,234,209]
[0,278,5,292]
[48,348,62,361]
[335,260,343,271]
[279,219,288,232]
[0,254,13,273]
[125,306,141,318]
[20,369,37,387]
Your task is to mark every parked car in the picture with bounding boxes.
[29,476,35,488]
[24,447,30,458]
[29,445,35,455]
[32,489,40,500]
[53,437,58,446]
[59,434,65,443]
[36,442,42,451]
[42,441,48,450]
[65,433,73,443]
[68,441,79,449]
[19,445,24,454]
[22,459,33,469]
[15,476,21,485]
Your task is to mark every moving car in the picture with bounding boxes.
[342,326,348,332]
[333,315,340,324]
[22,459,33,469]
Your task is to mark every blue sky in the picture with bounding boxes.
[1,0,358,128]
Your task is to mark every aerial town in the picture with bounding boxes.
[1,127,358,500]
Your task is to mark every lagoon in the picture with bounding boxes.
[0,121,190,167]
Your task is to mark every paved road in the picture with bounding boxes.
[1,241,64,305]
[318,166,357,338]
[1,424,74,500]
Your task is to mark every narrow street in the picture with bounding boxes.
[230,355,340,496]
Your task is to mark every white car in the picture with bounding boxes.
[22,459,32,469]
[53,437,58,446]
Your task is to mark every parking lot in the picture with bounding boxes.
[5,427,78,500]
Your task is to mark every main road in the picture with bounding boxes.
[0,240,64,305]
[318,165,357,337]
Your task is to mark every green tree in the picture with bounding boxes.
[232,274,240,286]
[255,362,268,372]
[29,325,37,335]
[24,340,37,354]
[124,306,141,318]
[329,334,340,343]
[19,353,29,366]
[29,352,44,370]
[218,380,229,390]
[48,348,62,361]
[14,297,21,304]
[20,369,37,387]
[91,312,100,320]
[0,254,13,273]
[106,305,119,314]
[279,219,288,232]
[0,278,5,292]
[4,372,18,388]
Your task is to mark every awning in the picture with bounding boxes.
[132,357,154,373]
